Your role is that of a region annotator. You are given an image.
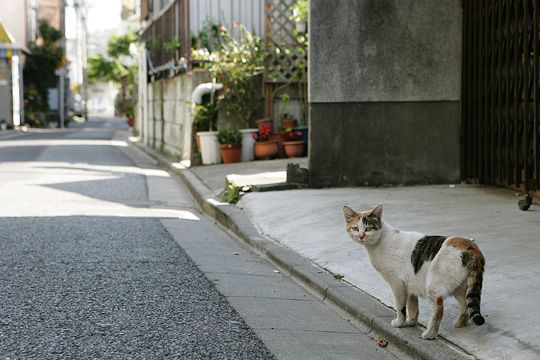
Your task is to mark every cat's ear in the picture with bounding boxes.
[343,206,358,222]
[370,204,383,219]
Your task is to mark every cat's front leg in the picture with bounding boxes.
[390,284,407,328]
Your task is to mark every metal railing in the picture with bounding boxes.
[141,0,190,75]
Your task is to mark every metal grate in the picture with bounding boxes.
[141,0,190,74]
[462,0,539,195]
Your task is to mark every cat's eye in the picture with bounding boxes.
[365,226,373,232]
[352,226,359,232]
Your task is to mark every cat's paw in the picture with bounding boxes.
[421,329,437,340]
[404,319,418,327]
[391,318,405,328]
[453,315,469,328]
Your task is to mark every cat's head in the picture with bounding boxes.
[342,205,383,245]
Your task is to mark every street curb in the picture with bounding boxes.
[0,130,30,141]
[129,139,473,360]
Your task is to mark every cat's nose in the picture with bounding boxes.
[358,233,366,240]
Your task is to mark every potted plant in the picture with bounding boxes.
[194,102,221,165]
[210,25,264,162]
[281,114,297,131]
[290,0,308,33]
[277,93,297,130]
[0,119,6,131]
[256,117,272,130]
[253,123,279,159]
[217,127,243,163]
[283,128,305,158]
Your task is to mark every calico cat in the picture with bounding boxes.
[342,204,485,339]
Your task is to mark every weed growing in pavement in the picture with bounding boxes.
[221,183,240,204]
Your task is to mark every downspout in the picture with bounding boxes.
[184,81,223,165]
[191,82,224,105]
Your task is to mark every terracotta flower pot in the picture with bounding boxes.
[220,144,242,164]
[254,140,279,160]
[281,118,297,130]
[283,140,305,158]
[195,134,201,150]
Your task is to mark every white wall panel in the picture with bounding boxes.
[190,0,264,37]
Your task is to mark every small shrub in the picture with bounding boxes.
[217,127,242,145]
[194,103,217,132]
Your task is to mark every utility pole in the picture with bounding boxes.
[80,0,89,121]
[60,0,68,128]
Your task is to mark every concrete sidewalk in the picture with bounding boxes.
[133,138,540,360]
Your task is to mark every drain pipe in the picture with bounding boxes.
[191,82,224,105]
[186,81,224,166]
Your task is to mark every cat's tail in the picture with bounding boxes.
[466,256,485,325]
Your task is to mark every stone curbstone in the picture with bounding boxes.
[129,138,472,360]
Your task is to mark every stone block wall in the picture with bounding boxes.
[143,70,211,161]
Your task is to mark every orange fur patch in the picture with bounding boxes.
[435,297,444,320]
[345,213,362,231]
[446,237,485,263]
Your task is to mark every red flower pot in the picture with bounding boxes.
[254,140,279,159]
[283,140,305,158]
[220,144,242,163]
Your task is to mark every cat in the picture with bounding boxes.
[342,204,485,339]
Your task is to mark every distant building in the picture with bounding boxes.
[38,0,62,31]
[0,6,27,127]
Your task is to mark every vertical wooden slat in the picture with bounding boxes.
[498,0,504,183]
[466,0,473,179]
[461,0,469,180]
[483,0,488,181]
[484,0,489,182]
[491,0,497,182]
[473,0,480,179]
[532,0,540,190]
[514,0,520,185]
[523,0,529,189]
[505,0,510,184]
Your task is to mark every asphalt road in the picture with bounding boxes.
[0,118,405,360]
[0,119,273,359]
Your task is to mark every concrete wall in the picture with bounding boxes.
[0,0,27,45]
[309,0,462,187]
[143,70,210,161]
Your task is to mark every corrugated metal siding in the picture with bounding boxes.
[190,0,265,37]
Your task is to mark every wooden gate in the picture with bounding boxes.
[462,0,539,204]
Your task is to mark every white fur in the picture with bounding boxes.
[344,207,471,339]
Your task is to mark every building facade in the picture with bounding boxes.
[309,0,539,196]
[0,0,28,127]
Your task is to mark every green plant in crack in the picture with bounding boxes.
[221,182,240,204]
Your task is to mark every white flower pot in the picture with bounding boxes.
[197,131,221,165]
[240,128,258,161]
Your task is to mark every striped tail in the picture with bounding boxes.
[466,257,485,325]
